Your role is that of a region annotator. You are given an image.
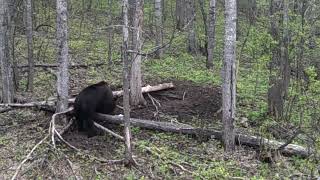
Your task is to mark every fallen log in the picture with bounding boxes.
[0,83,175,110]
[0,100,54,109]
[0,107,13,113]
[17,62,107,69]
[68,82,175,103]
[94,113,312,158]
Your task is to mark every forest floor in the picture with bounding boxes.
[0,79,316,179]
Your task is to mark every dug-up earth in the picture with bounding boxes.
[0,80,309,179]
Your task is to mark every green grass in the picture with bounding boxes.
[145,53,221,85]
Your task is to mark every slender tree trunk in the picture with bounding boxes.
[281,0,290,98]
[25,0,34,92]
[130,0,146,106]
[223,0,237,152]
[0,0,14,103]
[128,0,136,50]
[207,0,216,69]
[154,0,163,58]
[9,0,19,91]
[161,0,166,22]
[107,0,114,68]
[122,0,134,166]
[198,0,208,57]
[175,0,185,30]
[296,1,306,82]
[268,0,282,116]
[269,0,281,69]
[186,0,197,55]
[56,0,69,113]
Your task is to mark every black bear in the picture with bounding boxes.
[74,81,116,137]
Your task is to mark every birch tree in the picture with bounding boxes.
[222,0,237,152]
[207,0,216,69]
[130,0,146,106]
[122,0,134,165]
[56,0,69,113]
[0,0,14,103]
[154,0,163,58]
[25,0,34,92]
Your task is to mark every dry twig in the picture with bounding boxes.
[94,122,124,141]
[11,135,49,180]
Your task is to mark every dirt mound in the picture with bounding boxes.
[127,80,222,122]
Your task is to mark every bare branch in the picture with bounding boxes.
[11,135,49,180]
[93,122,124,141]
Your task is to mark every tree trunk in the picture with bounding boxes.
[268,0,283,117]
[25,0,34,92]
[175,0,185,30]
[296,0,306,82]
[198,0,208,57]
[154,0,163,59]
[130,0,146,106]
[8,0,19,91]
[269,0,281,70]
[281,0,290,98]
[56,0,69,113]
[107,0,114,68]
[206,0,216,69]
[186,0,197,55]
[0,0,14,103]
[128,0,136,50]
[122,0,134,166]
[223,0,237,152]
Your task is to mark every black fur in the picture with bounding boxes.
[74,81,116,137]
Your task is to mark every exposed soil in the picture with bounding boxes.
[121,80,222,122]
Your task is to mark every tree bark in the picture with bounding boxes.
[107,0,114,68]
[269,0,281,70]
[281,0,290,98]
[175,0,186,30]
[223,0,237,152]
[198,0,208,57]
[154,0,163,58]
[186,0,197,55]
[296,1,306,82]
[130,0,146,106]
[0,0,14,103]
[56,0,69,113]
[128,0,136,50]
[122,0,134,165]
[9,0,19,91]
[268,0,282,117]
[25,0,34,92]
[206,0,216,69]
